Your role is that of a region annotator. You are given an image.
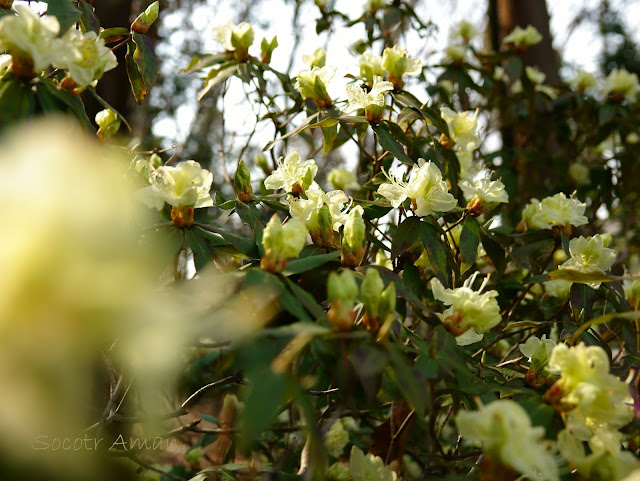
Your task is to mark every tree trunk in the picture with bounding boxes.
[81,0,136,129]
[488,0,560,84]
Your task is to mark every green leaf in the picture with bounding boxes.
[239,365,286,449]
[391,216,421,260]
[198,414,220,426]
[281,276,326,320]
[569,283,596,322]
[459,216,480,266]
[0,75,35,127]
[197,63,239,101]
[283,251,340,275]
[388,345,428,416]
[366,266,430,313]
[372,121,413,165]
[243,269,312,322]
[46,0,81,35]
[420,221,450,286]
[197,224,258,258]
[321,123,338,155]
[34,78,93,129]
[547,269,613,284]
[479,227,507,273]
[235,202,264,256]
[186,229,213,271]
[99,27,130,43]
[76,0,99,33]
[598,103,617,124]
[125,42,146,104]
[132,32,159,92]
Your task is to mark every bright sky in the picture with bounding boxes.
[152,0,640,151]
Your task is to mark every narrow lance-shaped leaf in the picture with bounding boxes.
[125,42,146,104]
[421,221,450,286]
[459,215,480,266]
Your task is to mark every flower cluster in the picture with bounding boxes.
[521,192,588,231]
[264,151,318,195]
[136,160,214,227]
[430,272,501,345]
[377,159,457,217]
[455,399,559,481]
[0,5,117,86]
[546,343,634,439]
[559,234,617,289]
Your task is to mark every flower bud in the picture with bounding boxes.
[503,25,542,50]
[255,153,271,175]
[149,153,163,168]
[260,36,278,64]
[327,270,358,331]
[328,168,360,191]
[234,159,253,203]
[379,282,396,319]
[381,46,421,90]
[341,206,365,267]
[261,215,308,272]
[310,204,336,249]
[231,25,254,62]
[95,108,121,139]
[361,268,384,318]
[302,48,326,68]
[295,66,335,108]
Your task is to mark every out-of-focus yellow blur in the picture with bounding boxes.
[0,119,276,480]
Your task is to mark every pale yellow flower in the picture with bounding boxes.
[440,107,480,152]
[558,429,639,481]
[519,335,556,362]
[521,193,587,230]
[451,20,479,43]
[0,4,65,72]
[212,21,254,51]
[328,168,360,191]
[349,446,397,481]
[503,25,543,48]
[324,420,349,458]
[459,176,509,210]
[381,45,421,88]
[264,151,318,193]
[302,47,326,68]
[548,343,634,439]
[262,215,308,261]
[431,272,501,345]
[559,234,616,289]
[289,187,353,232]
[572,71,597,92]
[444,44,467,63]
[358,51,385,85]
[345,75,393,120]
[603,68,639,101]
[136,161,214,210]
[378,159,457,217]
[55,29,117,87]
[455,400,559,481]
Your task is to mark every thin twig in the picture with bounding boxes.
[181,372,245,411]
